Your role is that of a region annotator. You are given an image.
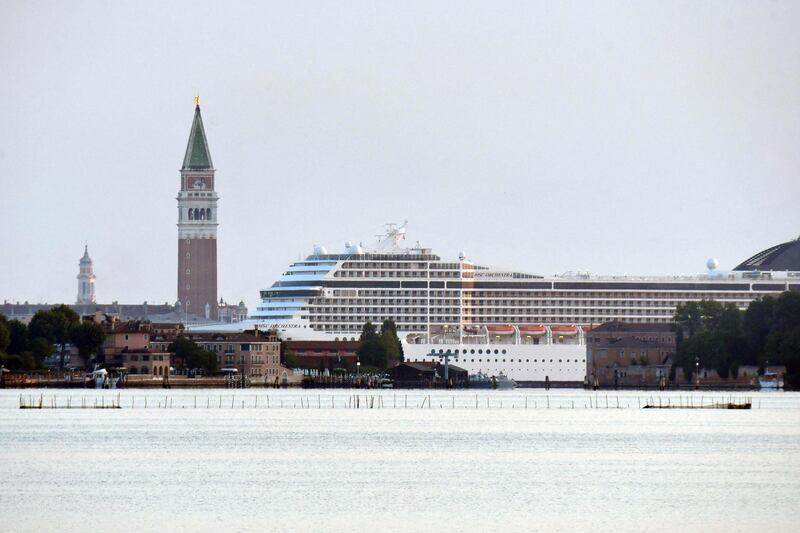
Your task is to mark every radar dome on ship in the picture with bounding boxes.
[313,244,328,255]
[459,251,467,260]
[706,258,719,270]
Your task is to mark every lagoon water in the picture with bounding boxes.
[1,389,799,533]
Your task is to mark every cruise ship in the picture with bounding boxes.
[201,223,800,384]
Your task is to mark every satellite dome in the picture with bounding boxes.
[345,241,353,252]
[313,244,328,255]
[706,258,719,270]
[459,251,467,260]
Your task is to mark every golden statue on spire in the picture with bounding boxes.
[194,95,200,106]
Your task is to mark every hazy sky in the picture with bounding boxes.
[1,1,799,307]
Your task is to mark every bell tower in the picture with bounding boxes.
[76,244,96,304]
[177,98,218,320]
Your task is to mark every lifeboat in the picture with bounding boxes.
[550,325,578,336]
[519,325,547,336]
[463,326,482,335]
[487,325,515,335]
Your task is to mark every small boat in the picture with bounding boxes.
[519,325,546,336]
[493,372,516,390]
[486,325,515,335]
[468,372,494,389]
[759,372,782,390]
[86,367,119,389]
[550,325,578,336]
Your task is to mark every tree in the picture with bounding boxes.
[380,319,404,365]
[359,322,378,342]
[196,350,219,374]
[168,336,219,374]
[30,337,54,365]
[673,300,745,381]
[0,316,10,354]
[357,321,387,369]
[7,319,30,356]
[70,321,106,365]
[29,305,80,368]
[282,350,299,368]
[169,336,200,369]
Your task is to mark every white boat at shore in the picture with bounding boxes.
[759,372,783,390]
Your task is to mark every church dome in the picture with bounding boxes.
[734,236,800,272]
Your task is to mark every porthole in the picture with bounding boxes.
[471,349,475,354]
[478,349,483,354]
[501,349,506,354]
[494,349,499,354]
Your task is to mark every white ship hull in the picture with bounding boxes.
[404,343,586,383]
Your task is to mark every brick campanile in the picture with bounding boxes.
[177,100,218,320]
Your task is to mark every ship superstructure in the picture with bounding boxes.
[203,224,800,384]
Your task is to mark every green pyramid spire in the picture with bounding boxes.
[182,104,213,170]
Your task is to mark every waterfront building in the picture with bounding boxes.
[586,322,676,387]
[190,225,800,385]
[284,340,360,371]
[76,245,96,304]
[67,315,170,375]
[149,330,282,380]
[177,98,219,320]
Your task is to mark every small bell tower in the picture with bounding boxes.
[76,244,96,304]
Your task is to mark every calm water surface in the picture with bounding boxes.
[1,389,798,532]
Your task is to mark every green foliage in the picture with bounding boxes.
[673,292,800,388]
[282,350,300,368]
[7,319,30,356]
[356,320,404,371]
[169,336,218,374]
[359,322,378,341]
[381,319,404,364]
[0,352,36,371]
[0,315,10,354]
[70,321,106,359]
[196,350,218,374]
[29,305,80,368]
[30,337,54,364]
